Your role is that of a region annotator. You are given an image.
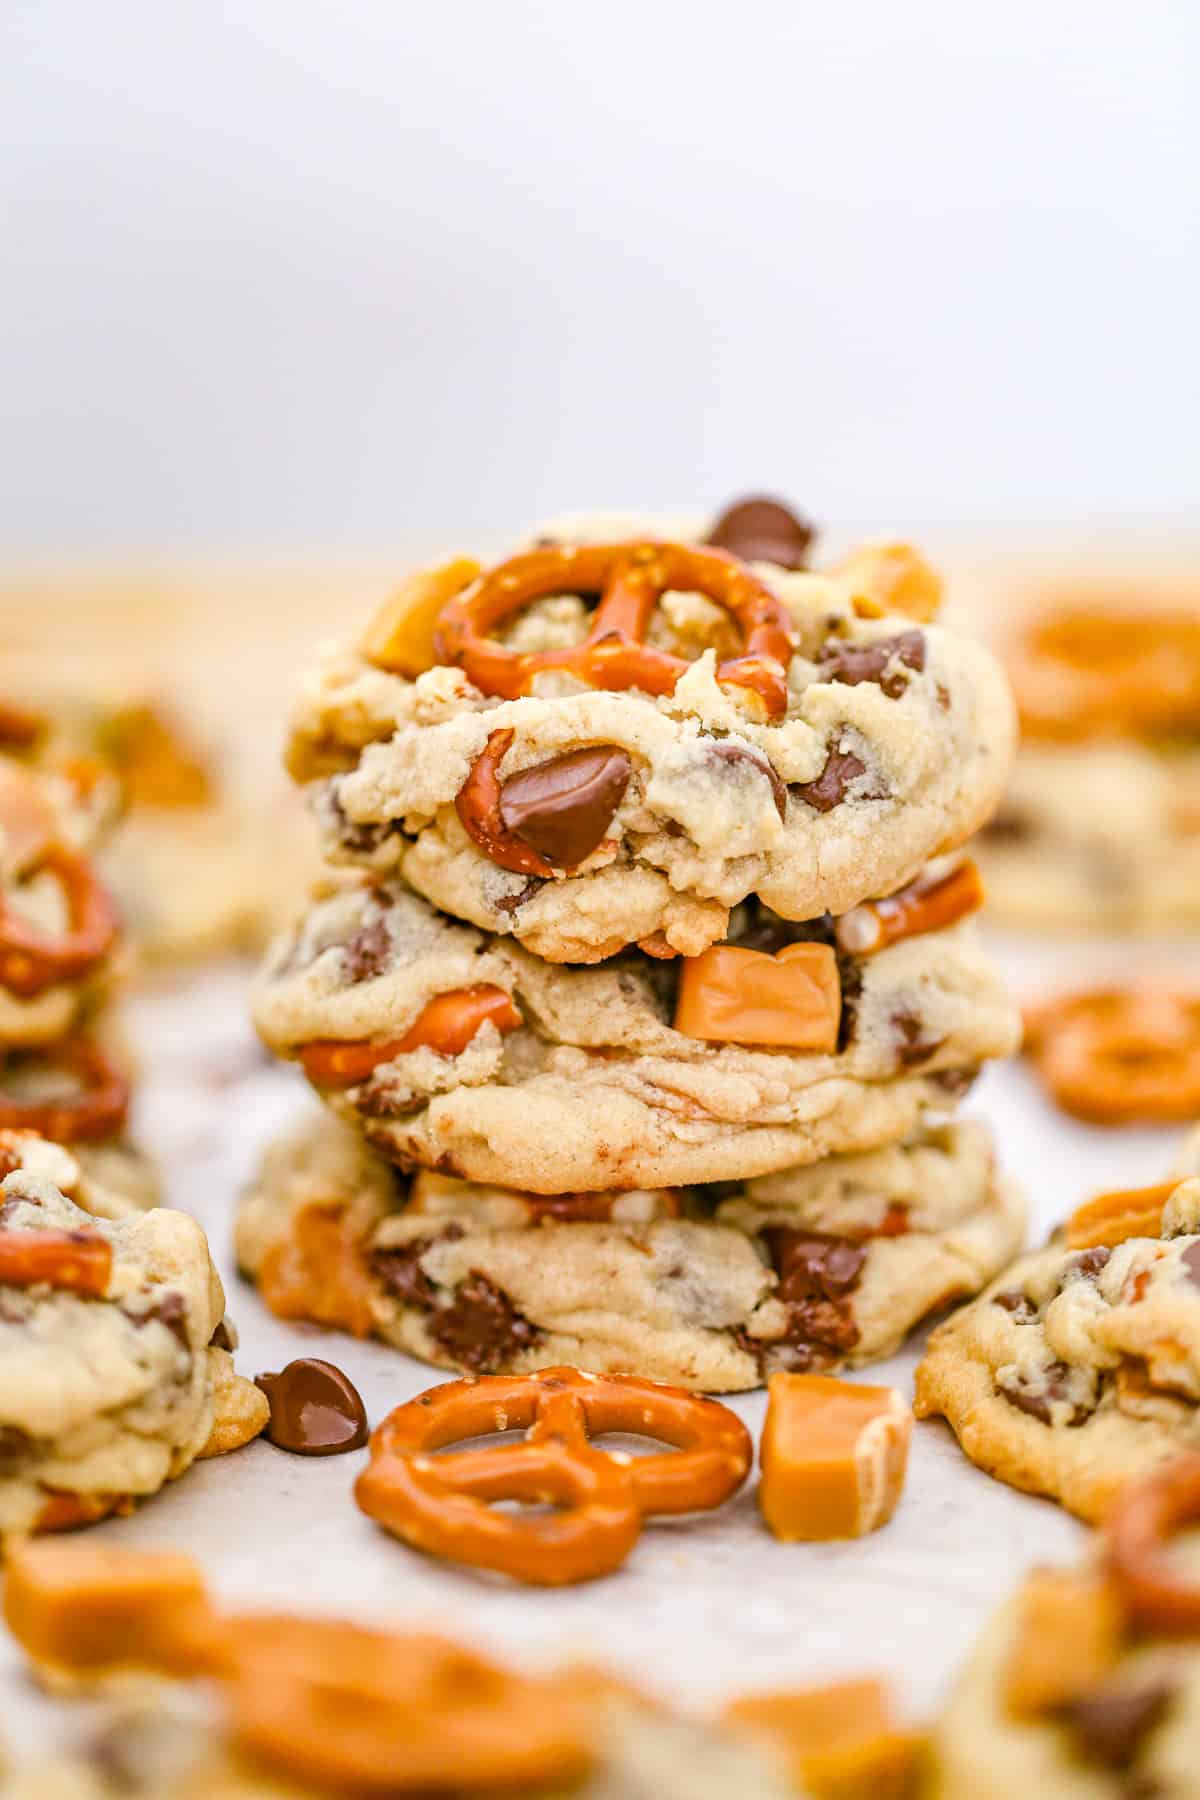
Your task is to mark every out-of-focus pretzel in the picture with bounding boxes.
[1023,987,1200,1125]
[434,541,796,719]
[0,844,118,999]
[0,1038,131,1142]
[1106,1455,1200,1633]
[1009,602,1200,741]
[299,984,521,1086]
[0,1226,112,1296]
[355,1366,752,1585]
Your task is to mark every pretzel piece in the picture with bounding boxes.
[299,984,521,1086]
[0,1038,131,1142]
[758,1373,911,1541]
[674,941,840,1050]
[835,860,983,956]
[435,540,796,719]
[1002,1568,1124,1717]
[0,844,119,999]
[1024,988,1200,1126]
[4,1542,218,1680]
[355,1367,752,1586]
[1106,1454,1200,1633]
[0,1226,111,1296]
[1065,1181,1178,1251]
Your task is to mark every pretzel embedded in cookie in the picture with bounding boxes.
[435,540,797,719]
[835,859,984,957]
[1106,1454,1200,1633]
[0,1038,131,1142]
[1024,988,1200,1125]
[0,1226,112,1296]
[355,1366,752,1585]
[299,985,522,1086]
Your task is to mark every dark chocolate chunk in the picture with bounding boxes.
[498,747,632,868]
[707,496,815,570]
[494,876,546,916]
[342,916,392,984]
[1063,1681,1174,1771]
[328,784,399,857]
[993,1289,1038,1322]
[369,1238,439,1307]
[997,1360,1092,1427]
[0,1424,35,1469]
[255,1357,369,1456]
[1182,1243,1200,1289]
[792,747,885,814]
[817,630,927,699]
[890,1004,946,1070]
[727,900,836,955]
[763,1228,867,1301]
[425,1272,540,1374]
[706,742,787,822]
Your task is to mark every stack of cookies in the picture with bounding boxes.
[0,719,156,1217]
[242,500,1025,1391]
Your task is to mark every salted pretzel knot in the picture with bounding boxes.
[0,1038,131,1142]
[434,541,797,720]
[1023,987,1200,1125]
[1106,1455,1200,1633]
[0,760,119,999]
[355,1366,752,1585]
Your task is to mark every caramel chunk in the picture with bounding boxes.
[1002,1568,1124,1718]
[832,543,943,622]
[725,1676,923,1799]
[674,942,840,1051]
[758,1373,911,1541]
[1065,1181,1176,1251]
[360,557,481,678]
[4,1542,218,1680]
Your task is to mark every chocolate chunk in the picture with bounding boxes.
[707,496,815,570]
[342,916,392,983]
[425,1272,540,1374]
[890,1004,945,1070]
[209,1318,235,1352]
[792,747,885,814]
[997,1360,1092,1427]
[328,785,399,857]
[931,1066,978,1100]
[1064,1682,1174,1770]
[1064,1247,1111,1285]
[836,954,863,1053]
[707,742,787,822]
[125,1292,189,1350]
[0,1424,34,1469]
[369,1238,439,1306]
[255,1357,369,1456]
[1182,1243,1200,1289]
[993,1290,1037,1322]
[494,876,545,916]
[728,900,836,955]
[817,631,927,699]
[764,1228,867,1302]
[498,747,632,868]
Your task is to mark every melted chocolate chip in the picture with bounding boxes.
[494,876,546,916]
[1065,1247,1112,1284]
[1063,1682,1174,1771]
[369,1238,439,1306]
[498,747,632,868]
[328,785,399,857]
[125,1292,189,1350]
[727,900,836,955]
[1182,1243,1200,1289]
[817,630,927,699]
[707,496,815,570]
[998,1361,1092,1427]
[342,916,392,983]
[425,1272,540,1374]
[0,1424,35,1469]
[255,1358,369,1456]
[759,1228,866,1367]
[792,747,885,814]
[706,742,788,822]
[993,1290,1038,1322]
[890,1005,945,1070]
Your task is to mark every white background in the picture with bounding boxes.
[2,1,1198,554]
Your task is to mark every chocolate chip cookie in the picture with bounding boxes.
[0,1164,266,1539]
[236,1110,1024,1391]
[915,1167,1200,1521]
[251,878,1019,1192]
[286,518,1015,963]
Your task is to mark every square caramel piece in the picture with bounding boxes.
[725,1676,924,1799]
[758,1372,912,1541]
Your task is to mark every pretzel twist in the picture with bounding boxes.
[355,1366,752,1585]
[0,1038,131,1142]
[435,541,796,720]
[1023,988,1200,1125]
[0,844,119,999]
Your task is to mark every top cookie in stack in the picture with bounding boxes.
[248,501,1023,1389]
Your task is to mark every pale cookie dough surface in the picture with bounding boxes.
[915,1187,1200,1522]
[251,882,1019,1192]
[0,1170,266,1537]
[977,740,1200,932]
[236,1110,1024,1391]
[0,1131,158,1224]
[288,537,1016,961]
[935,1578,1200,1799]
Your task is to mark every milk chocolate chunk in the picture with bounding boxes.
[1064,1681,1174,1770]
[792,747,883,814]
[818,630,926,699]
[498,747,631,868]
[707,495,815,570]
[707,741,787,821]
[426,1273,540,1374]
[255,1358,369,1456]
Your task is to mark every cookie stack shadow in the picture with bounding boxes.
[239,505,1027,1391]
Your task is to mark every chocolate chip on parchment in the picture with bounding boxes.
[817,630,926,699]
[792,747,885,814]
[255,1357,369,1456]
[498,747,632,868]
[707,742,788,822]
[1063,1682,1174,1771]
[707,496,815,570]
